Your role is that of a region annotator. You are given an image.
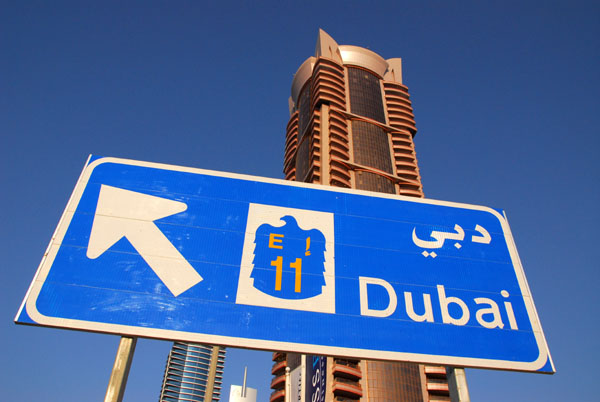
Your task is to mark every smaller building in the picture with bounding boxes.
[229,366,257,402]
[229,385,257,402]
[158,342,226,402]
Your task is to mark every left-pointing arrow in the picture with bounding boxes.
[86,184,203,297]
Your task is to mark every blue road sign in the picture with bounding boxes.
[16,156,554,373]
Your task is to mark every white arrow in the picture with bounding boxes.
[86,185,202,297]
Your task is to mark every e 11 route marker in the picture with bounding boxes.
[16,156,554,373]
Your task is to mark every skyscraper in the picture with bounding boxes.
[159,342,226,402]
[271,30,450,402]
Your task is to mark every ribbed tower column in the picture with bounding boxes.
[274,29,451,402]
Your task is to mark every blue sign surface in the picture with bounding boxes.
[16,156,553,373]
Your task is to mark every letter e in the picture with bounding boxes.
[268,233,284,249]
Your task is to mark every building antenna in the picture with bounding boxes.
[242,366,247,398]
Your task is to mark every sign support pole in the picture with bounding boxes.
[203,345,222,402]
[284,366,291,402]
[104,336,137,402]
[446,367,471,402]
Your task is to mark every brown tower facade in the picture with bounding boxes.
[271,30,450,402]
[283,34,424,196]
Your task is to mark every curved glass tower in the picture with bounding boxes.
[272,29,450,402]
[159,342,226,402]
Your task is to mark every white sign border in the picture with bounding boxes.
[16,156,555,373]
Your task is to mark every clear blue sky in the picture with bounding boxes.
[2,1,598,401]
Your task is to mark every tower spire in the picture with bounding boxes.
[314,29,342,62]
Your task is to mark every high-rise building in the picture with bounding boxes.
[159,342,226,402]
[271,29,450,402]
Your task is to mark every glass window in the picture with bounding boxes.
[295,137,310,181]
[351,120,393,174]
[355,171,395,194]
[348,67,385,123]
[365,361,424,402]
[298,81,312,140]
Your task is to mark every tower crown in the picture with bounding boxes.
[290,29,403,112]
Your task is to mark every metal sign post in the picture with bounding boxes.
[104,336,137,402]
[203,345,223,402]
